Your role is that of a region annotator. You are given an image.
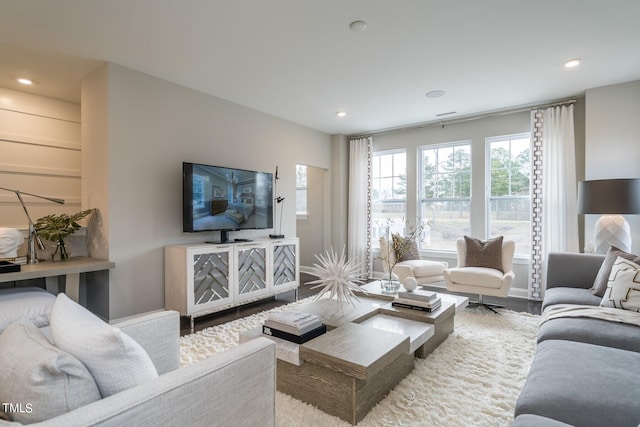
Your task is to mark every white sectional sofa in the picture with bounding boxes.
[0,287,276,427]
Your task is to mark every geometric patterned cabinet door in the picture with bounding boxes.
[193,251,230,306]
[271,237,299,293]
[235,242,269,301]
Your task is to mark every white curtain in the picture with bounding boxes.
[348,136,372,279]
[529,104,579,299]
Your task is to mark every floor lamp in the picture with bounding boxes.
[577,178,640,254]
[0,186,65,264]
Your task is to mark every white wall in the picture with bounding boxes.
[297,165,327,269]
[83,63,332,319]
[585,80,640,253]
[0,88,81,235]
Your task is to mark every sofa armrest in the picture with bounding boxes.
[111,310,180,375]
[546,252,605,290]
[0,337,276,427]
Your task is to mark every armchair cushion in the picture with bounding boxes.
[447,267,506,288]
[391,233,421,262]
[400,259,446,277]
[50,293,158,397]
[464,235,504,272]
[0,319,101,424]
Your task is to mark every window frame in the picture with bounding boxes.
[485,132,532,257]
[296,164,308,218]
[370,149,408,247]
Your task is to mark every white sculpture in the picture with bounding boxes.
[0,228,25,258]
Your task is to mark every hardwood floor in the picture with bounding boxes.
[180,274,542,336]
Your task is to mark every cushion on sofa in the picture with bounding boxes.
[50,293,158,397]
[537,317,640,352]
[541,287,602,311]
[0,286,55,332]
[0,319,101,424]
[600,257,640,312]
[514,339,640,427]
[591,245,640,297]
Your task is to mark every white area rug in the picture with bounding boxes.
[180,298,539,426]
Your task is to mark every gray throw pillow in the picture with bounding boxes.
[0,320,101,424]
[592,245,640,297]
[464,235,504,272]
[392,233,421,262]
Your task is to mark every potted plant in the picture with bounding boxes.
[34,209,95,261]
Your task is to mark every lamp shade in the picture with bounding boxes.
[577,179,640,215]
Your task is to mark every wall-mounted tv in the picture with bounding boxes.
[183,162,273,242]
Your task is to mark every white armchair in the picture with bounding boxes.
[443,237,515,313]
[379,236,448,286]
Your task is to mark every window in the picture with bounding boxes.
[487,133,531,255]
[371,150,407,246]
[296,164,307,216]
[419,142,471,251]
[192,175,205,209]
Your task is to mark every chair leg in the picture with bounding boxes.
[467,295,503,314]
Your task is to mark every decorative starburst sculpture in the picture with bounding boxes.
[307,247,367,309]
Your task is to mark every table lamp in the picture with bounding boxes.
[577,178,640,254]
[0,187,65,264]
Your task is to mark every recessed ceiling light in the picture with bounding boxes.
[17,78,33,85]
[349,21,368,32]
[337,111,347,118]
[564,58,581,68]
[425,90,445,98]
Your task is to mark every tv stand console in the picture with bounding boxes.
[164,237,299,330]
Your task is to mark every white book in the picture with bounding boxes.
[397,289,438,302]
[395,296,441,309]
[264,319,323,335]
[266,311,321,328]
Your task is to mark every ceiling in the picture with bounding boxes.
[1,1,639,136]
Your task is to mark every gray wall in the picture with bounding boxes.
[584,80,640,254]
[82,63,332,320]
[297,165,328,269]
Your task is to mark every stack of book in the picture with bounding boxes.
[262,311,326,344]
[392,289,442,312]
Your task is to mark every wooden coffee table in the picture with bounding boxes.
[240,292,463,424]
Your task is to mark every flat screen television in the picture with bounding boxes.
[183,162,273,242]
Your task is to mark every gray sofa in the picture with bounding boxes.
[0,308,276,427]
[512,252,640,427]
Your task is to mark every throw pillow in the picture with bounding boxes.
[392,233,421,262]
[464,235,504,272]
[50,293,158,397]
[600,256,640,312]
[591,245,640,297]
[0,319,100,424]
[0,286,55,332]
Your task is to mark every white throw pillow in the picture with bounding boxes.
[0,319,100,423]
[600,256,640,312]
[0,286,55,332]
[50,293,158,397]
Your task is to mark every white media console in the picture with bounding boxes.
[164,237,299,329]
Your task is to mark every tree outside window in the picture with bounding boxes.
[371,150,406,247]
[487,134,531,255]
[419,142,471,251]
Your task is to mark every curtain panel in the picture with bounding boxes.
[529,104,579,300]
[348,136,373,279]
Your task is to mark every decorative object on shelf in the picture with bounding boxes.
[0,228,24,259]
[0,187,65,264]
[307,247,366,310]
[34,209,95,261]
[269,166,285,239]
[378,217,426,293]
[578,178,640,254]
[403,276,418,292]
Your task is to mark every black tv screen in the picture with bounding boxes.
[183,162,273,239]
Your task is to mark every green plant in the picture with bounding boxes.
[34,209,95,260]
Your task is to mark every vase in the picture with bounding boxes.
[380,279,400,294]
[51,240,72,262]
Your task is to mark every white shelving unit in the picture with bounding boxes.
[165,237,299,329]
